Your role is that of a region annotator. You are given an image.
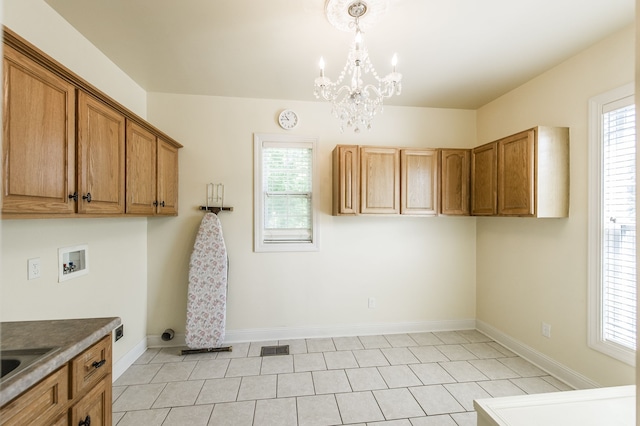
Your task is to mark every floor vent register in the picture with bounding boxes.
[260,345,290,356]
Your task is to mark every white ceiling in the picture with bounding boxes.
[45,0,634,109]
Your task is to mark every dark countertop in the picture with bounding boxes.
[0,317,121,406]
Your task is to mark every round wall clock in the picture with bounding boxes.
[278,109,299,130]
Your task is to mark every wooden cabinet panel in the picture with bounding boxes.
[440,149,470,215]
[2,45,76,215]
[498,129,535,216]
[471,142,497,216]
[400,149,438,215]
[69,375,111,426]
[360,147,400,214]
[332,145,359,215]
[77,92,125,214]
[70,335,111,398]
[126,120,157,215]
[157,139,179,215]
[0,366,68,426]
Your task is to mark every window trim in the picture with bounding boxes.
[587,82,636,366]
[253,133,319,253]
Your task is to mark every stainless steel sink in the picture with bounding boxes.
[0,348,57,383]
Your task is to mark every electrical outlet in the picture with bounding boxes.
[541,322,551,338]
[368,297,376,309]
[115,324,124,341]
[28,258,41,280]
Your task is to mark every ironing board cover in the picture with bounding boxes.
[185,212,227,349]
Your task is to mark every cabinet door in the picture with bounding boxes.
[498,129,535,216]
[400,149,438,215]
[471,142,497,216]
[332,145,359,215]
[440,149,470,215]
[126,121,157,215]
[69,374,111,426]
[77,91,125,214]
[157,139,179,215]
[2,46,76,215]
[360,147,400,214]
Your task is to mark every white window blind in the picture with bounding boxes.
[602,97,636,351]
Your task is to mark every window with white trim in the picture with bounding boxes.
[254,133,319,252]
[588,83,636,366]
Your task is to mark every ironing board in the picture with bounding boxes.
[184,212,230,352]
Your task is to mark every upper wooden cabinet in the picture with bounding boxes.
[332,145,359,215]
[360,146,400,214]
[401,149,438,215]
[473,126,569,218]
[440,149,470,216]
[471,142,498,216]
[77,92,126,215]
[1,27,182,218]
[2,44,77,215]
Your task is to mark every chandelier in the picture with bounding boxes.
[314,0,402,133]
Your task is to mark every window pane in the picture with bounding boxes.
[602,103,636,350]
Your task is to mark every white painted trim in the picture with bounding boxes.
[146,319,477,348]
[112,337,147,382]
[477,320,600,390]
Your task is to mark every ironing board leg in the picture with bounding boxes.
[181,346,233,355]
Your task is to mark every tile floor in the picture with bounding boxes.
[112,330,572,426]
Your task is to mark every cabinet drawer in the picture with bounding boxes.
[0,365,69,426]
[70,335,112,398]
[70,374,111,426]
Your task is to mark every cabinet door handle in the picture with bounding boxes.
[153,200,159,207]
[68,192,78,202]
[79,415,91,426]
[82,192,92,203]
[160,201,165,207]
[92,359,106,369]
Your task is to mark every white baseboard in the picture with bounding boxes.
[146,318,477,348]
[112,337,147,382]
[476,320,600,390]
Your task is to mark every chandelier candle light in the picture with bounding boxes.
[314,0,402,132]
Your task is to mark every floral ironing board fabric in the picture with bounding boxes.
[185,212,227,349]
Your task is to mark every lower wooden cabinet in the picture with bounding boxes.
[70,375,111,426]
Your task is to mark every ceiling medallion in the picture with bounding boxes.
[325,0,389,32]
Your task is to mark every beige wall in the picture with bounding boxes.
[476,25,635,386]
[1,0,150,364]
[146,94,478,338]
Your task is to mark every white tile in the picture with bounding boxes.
[477,379,527,397]
[277,372,315,397]
[114,363,162,386]
[249,340,278,357]
[112,411,124,424]
[294,352,327,372]
[409,363,456,385]
[254,397,297,426]
[306,338,336,353]
[335,391,385,424]
[381,347,420,365]
[359,335,392,349]
[443,382,491,411]
[433,331,469,344]
[151,361,197,383]
[237,374,277,400]
[378,365,422,388]
[410,385,465,416]
[196,377,241,404]
[116,408,169,426]
[542,375,574,391]
[225,357,262,377]
[498,357,546,377]
[373,388,425,419]
[189,359,230,380]
[208,401,255,426]
[436,345,477,361]
[261,354,294,375]
[487,342,516,357]
[369,420,413,426]
[112,385,126,403]
[409,415,457,425]
[134,348,160,364]
[384,333,419,347]
[112,383,166,412]
[216,342,250,359]
[510,377,562,394]
[312,369,352,394]
[333,336,364,350]
[297,394,342,426]
[408,346,449,363]
[439,361,488,382]
[346,367,388,391]
[462,342,505,359]
[149,347,186,363]
[468,359,519,379]
[450,411,477,426]
[162,404,213,426]
[152,379,204,408]
[409,332,444,346]
[324,350,359,369]
[278,339,308,354]
[457,330,492,343]
[353,349,390,367]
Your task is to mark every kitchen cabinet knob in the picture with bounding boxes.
[82,192,92,203]
[68,192,78,201]
[153,200,159,207]
[92,359,106,369]
[160,201,165,207]
[79,415,91,426]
